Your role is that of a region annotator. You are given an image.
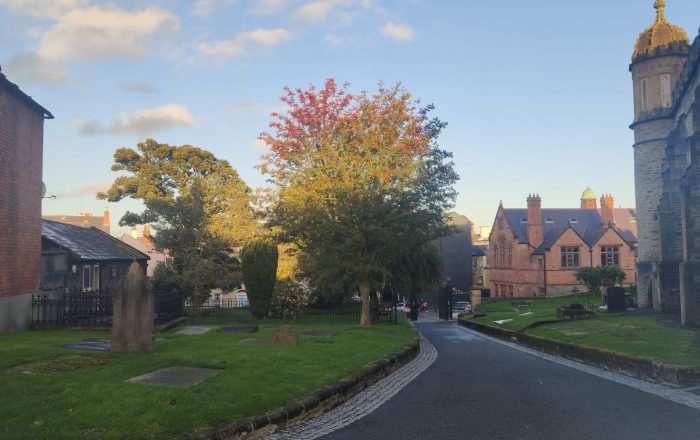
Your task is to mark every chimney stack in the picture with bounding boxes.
[103,207,110,226]
[600,194,615,227]
[130,226,138,239]
[143,224,150,238]
[527,193,544,247]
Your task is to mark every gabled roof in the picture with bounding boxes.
[0,69,53,119]
[503,207,637,251]
[42,220,148,261]
[43,215,109,233]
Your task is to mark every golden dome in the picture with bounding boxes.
[633,1,689,61]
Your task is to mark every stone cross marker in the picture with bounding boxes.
[111,262,154,352]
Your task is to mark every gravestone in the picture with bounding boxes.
[607,286,626,313]
[273,325,299,346]
[111,262,154,352]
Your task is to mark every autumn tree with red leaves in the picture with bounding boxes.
[260,79,458,327]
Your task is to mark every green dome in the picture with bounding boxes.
[581,187,596,200]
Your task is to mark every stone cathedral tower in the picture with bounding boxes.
[630,1,689,309]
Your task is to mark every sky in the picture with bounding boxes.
[2,0,700,236]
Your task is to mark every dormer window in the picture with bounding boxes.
[569,217,578,223]
[520,217,528,223]
[544,217,554,223]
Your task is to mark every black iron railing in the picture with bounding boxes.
[32,290,114,328]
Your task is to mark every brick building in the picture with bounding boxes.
[487,191,637,298]
[0,67,53,331]
[630,1,700,325]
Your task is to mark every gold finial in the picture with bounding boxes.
[655,0,666,20]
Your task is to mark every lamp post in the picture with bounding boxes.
[572,286,580,305]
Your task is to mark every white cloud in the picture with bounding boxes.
[192,0,234,17]
[239,28,291,46]
[197,40,246,58]
[252,0,287,15]
[5,52,68,84]
[293,0,335,22]
[251,138,270,151]
[37,6,180,62]
[0,0,88,19]
[76,104,194,136]
[198,27,291,60]
[381,21,414,41]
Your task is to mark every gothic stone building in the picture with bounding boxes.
[488,190,637,298]
[0,67,53,331]
[630,1,700,326]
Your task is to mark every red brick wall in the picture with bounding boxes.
[0,89,44,298]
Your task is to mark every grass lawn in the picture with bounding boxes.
[529,315,700,369]
[0,319,414,440]
[462,294,700,368]
[465,293,598,331]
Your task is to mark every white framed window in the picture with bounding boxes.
[82,265,92,292]
[93,265,100,291]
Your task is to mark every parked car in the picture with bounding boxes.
[453,301,471,312]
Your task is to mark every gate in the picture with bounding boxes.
[438,283,453,320]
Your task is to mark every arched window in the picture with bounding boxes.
[506,244,513,268]
[492,244,499,268]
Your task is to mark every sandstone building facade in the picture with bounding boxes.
[0,67,53,331]
[630,1,700,325]
[487,191,637,298]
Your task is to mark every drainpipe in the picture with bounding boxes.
[543,253,547,297]
[589,248,593,267]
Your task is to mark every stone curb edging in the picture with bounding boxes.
[459,318,700,387]
[178,335,420,440]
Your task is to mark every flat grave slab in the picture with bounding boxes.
[63,340,111,352]
[301,329,338,337]
[220,325,258,333]
[239,338,273,345]
[176,326,214,335]
[127,367,222,388]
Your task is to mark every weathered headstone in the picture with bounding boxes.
[273,325,299,346]
[111,262,154,352]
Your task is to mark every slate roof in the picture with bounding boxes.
[43,215,109,233]
[42,220,148,261]
[472,245,488,257]
[0,69,53,119]
[502,208,637,253]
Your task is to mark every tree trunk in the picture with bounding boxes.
[359,282,371,328]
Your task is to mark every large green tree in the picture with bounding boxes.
[260,80,458,326]
[136,183,240,305]
[98,139,257,246]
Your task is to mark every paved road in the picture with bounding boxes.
[318,321,700,440]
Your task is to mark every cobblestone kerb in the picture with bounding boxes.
[459,318,700,387]
[178,335,420,440]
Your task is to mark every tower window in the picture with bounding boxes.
[641,78,649,111]
[660,74,672,108]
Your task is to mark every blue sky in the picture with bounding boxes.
[2,0,700,235]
